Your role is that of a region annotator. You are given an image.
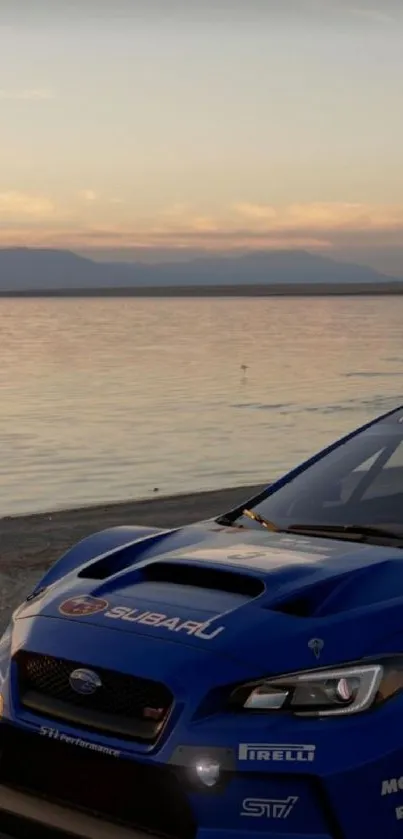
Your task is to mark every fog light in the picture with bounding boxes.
[195,759,221,787]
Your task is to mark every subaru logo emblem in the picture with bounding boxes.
[69,668,102,695]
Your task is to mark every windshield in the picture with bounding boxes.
[240,408,403,532]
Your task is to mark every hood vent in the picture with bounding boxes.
[270,563,403,618]
[78,531,175,581]
[80,552,265,599]
[271,594,316,618]
[141,562,265,598]
[269,576,348,618]
[78,547,138,581]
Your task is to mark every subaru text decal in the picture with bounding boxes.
[58,597,225,640]
[238,743,315,763]
[104,606,225,640]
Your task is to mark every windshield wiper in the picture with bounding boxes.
[238,509,403,543]
[287,523,403,541]
[242,508,282,532]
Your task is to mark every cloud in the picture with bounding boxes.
[77,191,127,210]
[0,192,56,219]
[233,203,278,221]
[154,205,219,233]
[78,189,98,203]
[2,201,403,260]
[0,226,330,252]
[233,202,403,233]
[0,89,56,101]
[184,216,219,232]
[157,201,403,244]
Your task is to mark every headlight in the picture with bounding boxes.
[230,658,403,717]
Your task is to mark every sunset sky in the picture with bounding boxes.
[1,0,403,274]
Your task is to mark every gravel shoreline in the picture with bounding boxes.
[0,483,264,631]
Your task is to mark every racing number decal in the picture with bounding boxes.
[226,552,264,562]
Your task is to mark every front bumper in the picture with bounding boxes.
[0,721,335,839]
[0,788,330,839]
[0,720,369,839]
[2,621,403,839]
[0,785,142,839]
[0,715,403,839]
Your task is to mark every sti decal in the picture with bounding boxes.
[241,797,298,819]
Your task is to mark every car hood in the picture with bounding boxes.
[15,527,403,672]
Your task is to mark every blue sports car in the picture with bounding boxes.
[2,406,403,839]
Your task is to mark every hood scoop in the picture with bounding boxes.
[270,576,346,617]
[89,561,266,609]
[139,561,265,598]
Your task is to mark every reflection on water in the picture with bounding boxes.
[0,295,403,515]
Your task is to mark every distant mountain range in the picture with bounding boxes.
[0,247,402,295]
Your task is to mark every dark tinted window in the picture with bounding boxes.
[244,409,403,529]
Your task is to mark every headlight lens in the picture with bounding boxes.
[230,658,403,717]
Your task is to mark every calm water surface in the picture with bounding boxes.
[1,296,403,516]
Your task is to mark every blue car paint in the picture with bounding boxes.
[2,405,403,838]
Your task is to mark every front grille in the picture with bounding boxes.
[0,725,196,839]
[16,651,173,742]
